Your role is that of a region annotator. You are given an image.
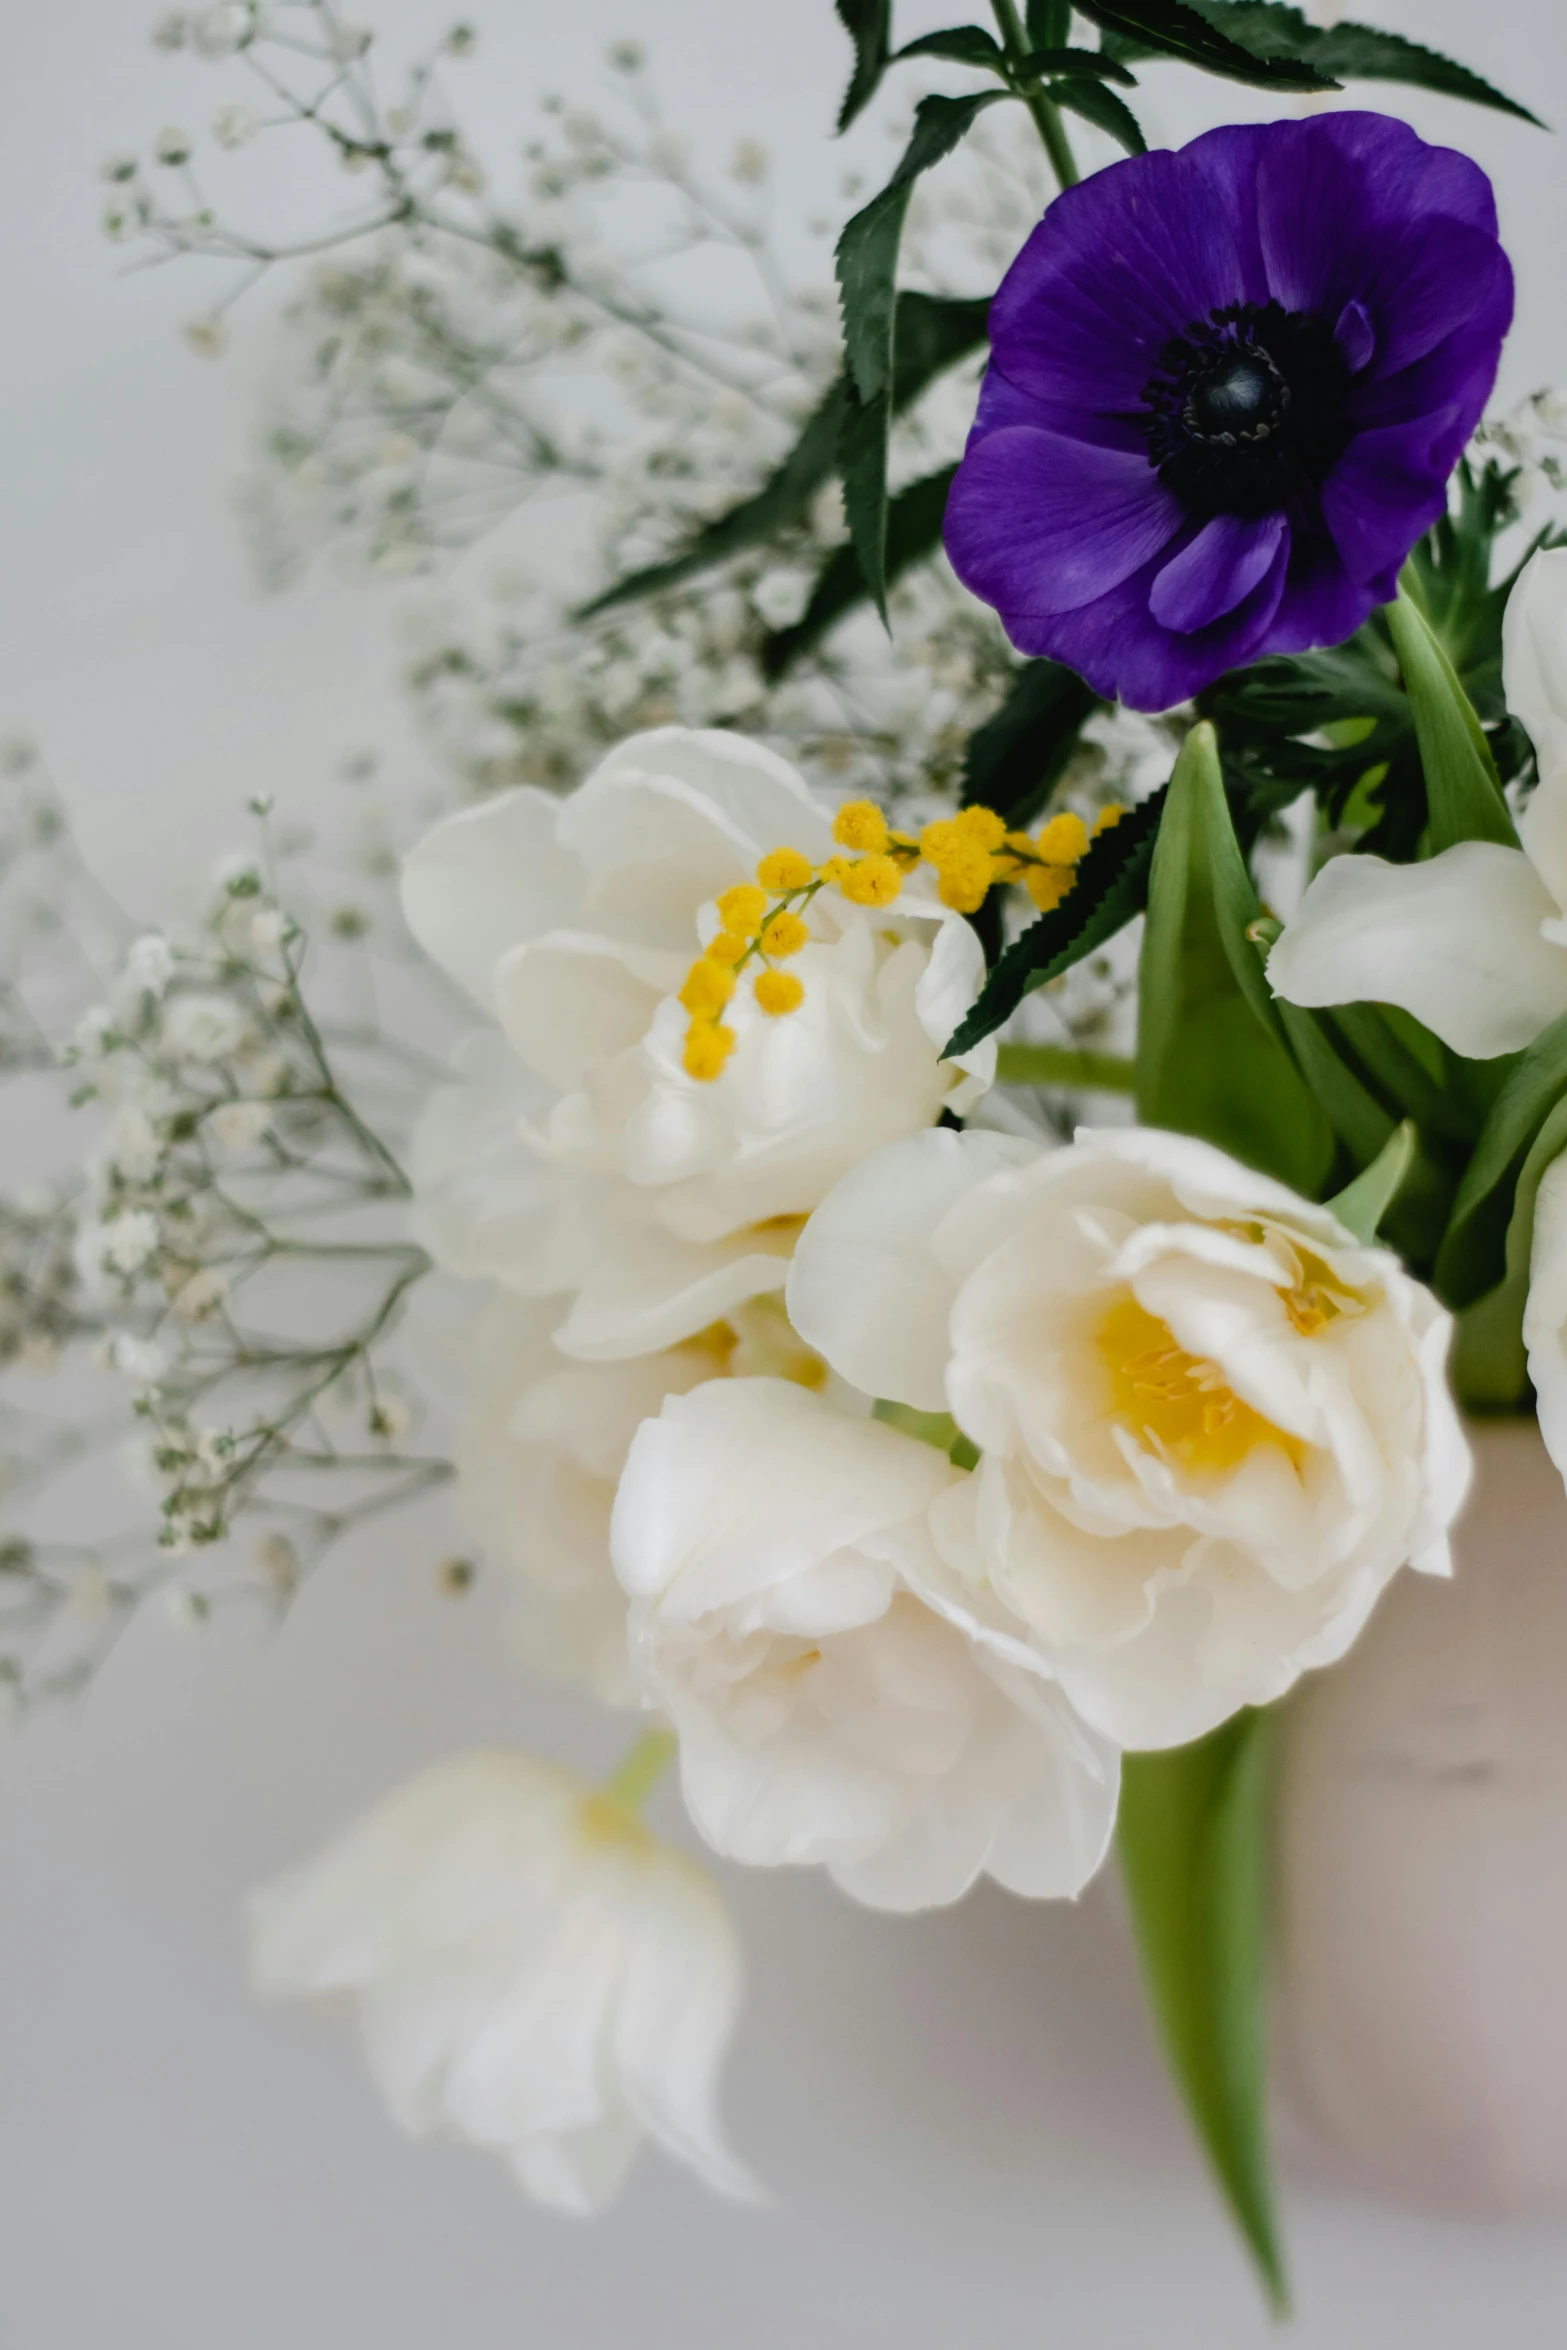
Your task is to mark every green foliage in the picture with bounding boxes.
[1437,1010,1567,1308]
[1074,0,1335,91]
[1025,0,1071,44]
[1052,76,1147,151]
[761,466,957,677]
[580,293,987,624]
[1119,1713,1289,2317]
[1326,1119,1416,1243]
[836,93,1008,615]
[960,658,1099,826]
[1384,582,1517,853]
[1016,44,1139,84]
[895,26,1007,67]
[1137,722,1333,1195]
[1179,1,1543,124]
[834,0,894,129]
[945,784,1167,1055]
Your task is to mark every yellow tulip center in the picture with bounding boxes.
[1099,1295,1302,1478]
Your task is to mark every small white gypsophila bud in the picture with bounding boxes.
[328,21,372,60]
[444,23,476,57]
[151,10,188,48]
[182,314,228,359]
[608,37,643,70]
[211,101,259,150]
[729,137,768,185]
[367,1395,411,1442]
[1538,388,1567,434]
[247,906,288,953]
[208,1099,270,1151]
[127,934,176,996]
[162,991,249,1062]
[113,1333,170,1385]
[191,3,256,59]
[172,1267,226,1322]
[154,126,194,167]
[101,153,140,184]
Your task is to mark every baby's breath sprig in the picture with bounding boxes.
[678,796,1124,1079]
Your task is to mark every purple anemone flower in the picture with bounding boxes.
[943,113,1512,711]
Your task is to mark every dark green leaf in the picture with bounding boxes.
[837,390,894,625]
[578,381,846,618]
[1137,721,1333,1193]
[1119,1715,1289,2317]
[895,25,1006,67]
[1451,1094,1567,1408]
[578,293,986,622]
[835,0,894,130]
[961,658,1099,826]
[1070,0,1336,91]
[1017,44,1139,84]
[1437,1009,1567,1307]
[1025,0,1071,44]
[762,464,956,675]
[945,785,1167,1056]
[1326,1119,1416,1243]
[1051,75,1146,151]
[1385,583,1517,852]
[1275,1002,1397,1170]
[1181,3,1542,124]
[836,91,1009,406]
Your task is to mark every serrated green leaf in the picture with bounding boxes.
[1025,0,1071,44]
[1138,722,1333,1193]
[836,92,1009,407]
[895,25,1007,67]
[579,292,986,623]
[1182,3,1542,124]
[961,658,1099,826]
[1017,44,1138,84]
[835,0,894,131]
[837,389,894,626]
[944,785,1167,1056]
[1119,1714,1289,2317]
[761,464,956,675]
[1050,74,1146,151]
[1070,0,1336,91]
[1437,1008,1567,1307]
[1326,1118,1416,1242]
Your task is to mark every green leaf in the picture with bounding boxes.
[761,464,957,676]
[1070,0,1336,91]
[835,0,894,130]
[1183,3,1542,125]
[945,785,1167,1056]
[1025,0,1071,44]
[1452,1093,1567,1408]
[837,93,1009,408]
[1385,582,1518,853]
[895,25,1007,67]
[1017,44,1139,84]
[1050,75,1146,151]
[1326,1118,1416,1243]
[961,658,1099,826]
[835,94,1005,613]
[578,381,847,618]
[1436,1008,1567,1307]
[995,1042,1137,1092]
[1274,1001,1397,1169]
[1119,1714,1289,2317]
[579,292,986,623]
[1137,722,1333,1194]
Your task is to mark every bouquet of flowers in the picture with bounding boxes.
[11,0,1567,2308]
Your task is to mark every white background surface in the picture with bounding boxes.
[4,4,1567,2345]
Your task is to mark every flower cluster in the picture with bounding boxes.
[674,795,1118,1078]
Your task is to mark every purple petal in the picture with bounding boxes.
[1267,529,1377,657]
[1007,525,1290,712]
[944,427,1182,622]
[1334,299,1375,377]
[1149,514,1288,635]
[967,362,1150,459]
[1321,410,1464,586]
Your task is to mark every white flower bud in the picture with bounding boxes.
[154,126,193,167]
[127,934,176,996]
[191,3,256,59]
[211,101,259,150]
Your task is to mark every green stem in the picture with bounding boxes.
[996,1042,1136,1092]
[603,1726,677,1814]
[989,0,1080,187]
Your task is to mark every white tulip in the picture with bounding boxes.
[1268,548,1567,1059]
[788,1125,1470,1750]
[1524,1152,1567,1487]
[248,1751,759,2215]
[610,1378,1120,1910]
[402,728,993,1362]
[457,1292,825,1705]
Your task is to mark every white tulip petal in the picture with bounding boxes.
[913,912,996,1102]
[552,1222,793,1362]
[1525,1152,1567,1488]
[787,1128,1036,1410]
[401,788,584,1009]
[565,727,833,879]
[494,936,662,1093]
[1267,844,1567,1058]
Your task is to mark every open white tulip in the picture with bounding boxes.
[610,1377,1120,1911]
[1267,547,1567,1058]
[788,1126,1469,1750]
[458,1292,831,1706]
[402,728,993,1362]
[248,1752,760,2215]
[1524,1152,1567,1488]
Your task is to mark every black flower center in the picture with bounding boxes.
[1139,300,1351,521]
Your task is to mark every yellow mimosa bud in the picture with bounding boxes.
[759,908,810,958]
[754,968,805,1016]
[683,1020,737,1081]
[831,799,890,854]
[837,852,903,908]
[716,882,768,931]
[1034,811,1090,865]
[755,846,814,894]
[679,959,736,1019]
